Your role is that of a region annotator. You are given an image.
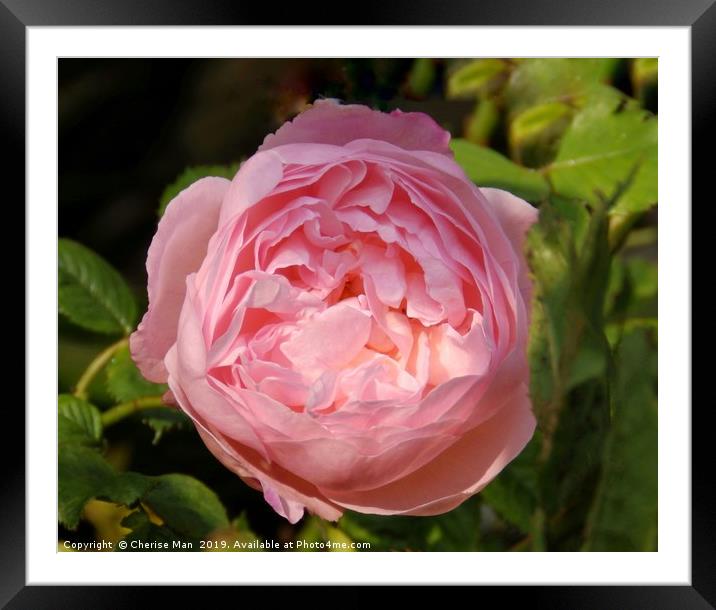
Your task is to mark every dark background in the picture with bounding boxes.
[59,59,476,290]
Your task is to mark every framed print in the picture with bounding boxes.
[7,0,708,605]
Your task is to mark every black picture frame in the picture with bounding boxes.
[8,0,708,604]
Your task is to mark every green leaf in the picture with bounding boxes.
[58,394,102,447]
[480,433,540,533]
[540,377,611,550]
[447,59,510,99]
[527,195,615,550]
[58,445,155,530]
[527,198,577,414]
[527,194,604,411]
[59,446,228,543]
[583,329,657,551]
[105,344,168,402]
[142,474,229,540]
[58,239,138,335]
[159,164,240,217]
[505,58,620,117]
[550,195,591,249]
[582,84,641,116]
[140,408,190,445]
[546,105,658,214]
[450,138,550,203]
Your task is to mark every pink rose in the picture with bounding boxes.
[131,100,537,523]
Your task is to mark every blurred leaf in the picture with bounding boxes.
[140,407,191,445]
[540,378,611,550]
[546,104,657,214]
[551,195,591,249]
[58,238,138,336]
[142,473,229,540]
[566,344,608,390]
[339,497,480,551]
[583,329,657,551]
[405,58,436,98]
[480,433,540,533]
[527,192,615,550]
[606,257,658,323]
[624,258,658,306]
[158,163,240,217]
[105,344,168,402]
[451,138,549,203]
[505,58,620,117]
[509,101,573,167]
[58,445,154,530]
[527,199,573,414]
[464,98,500,145]
[58,394,102,447]
[606,318,658,346]
[447,59,510,99]
[528,297,556,416]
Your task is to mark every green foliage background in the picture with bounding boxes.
[58,58,657,553]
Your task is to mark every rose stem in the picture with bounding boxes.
[100,396,167,428]
[73,337,129,400]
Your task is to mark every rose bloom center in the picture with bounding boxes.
[203,159,494,417]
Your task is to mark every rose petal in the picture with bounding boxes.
[260,99,452,156]
[480,187,539,255]
[155,103,540,524]
[428,314,492,386]
[262,484,306,524]
[280,301,372,375]
[130,177,229,383]
[219,151,284,224]
[480,187,539,310]
[195,426,342,522]
[359,245,406,309]
[324,385,535,515]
